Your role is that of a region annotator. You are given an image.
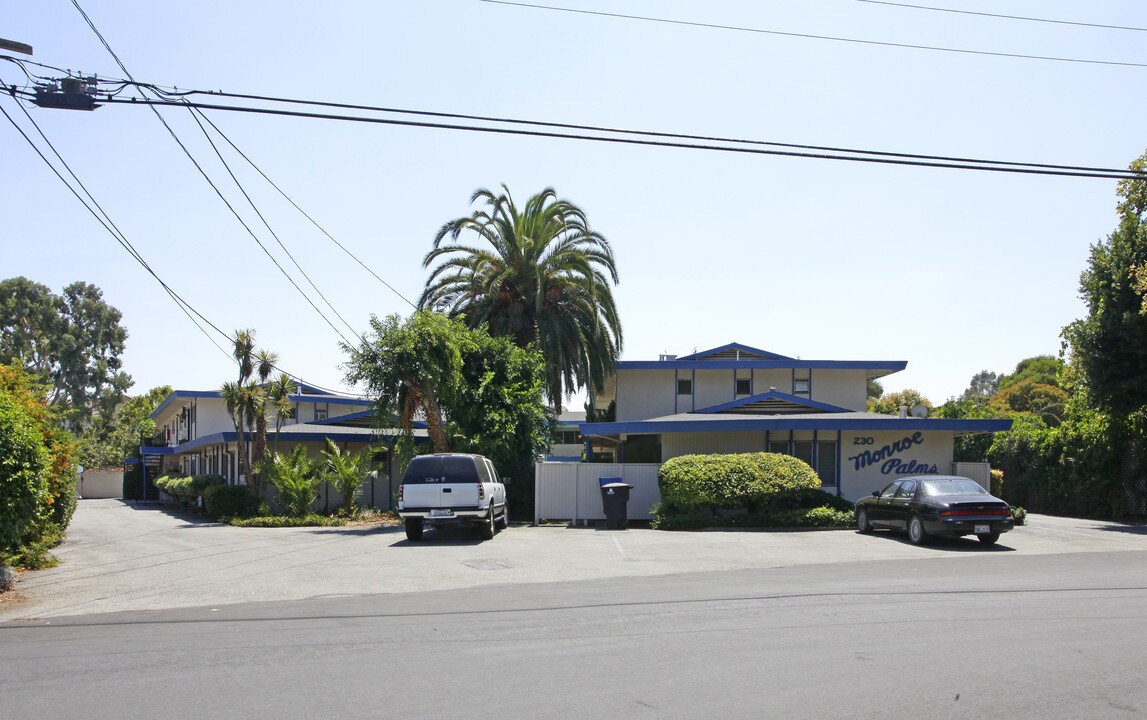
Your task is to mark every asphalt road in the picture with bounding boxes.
[2,501,1145,719]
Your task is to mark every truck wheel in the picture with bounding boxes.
[480,507,496,540]
[404,518,423,542]
[495,502,509,530]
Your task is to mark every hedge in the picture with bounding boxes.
[658,452,823,512]
[154,472,226,502]
[203,484,260,520]
[0,394,50,552]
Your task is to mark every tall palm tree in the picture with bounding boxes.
[419,185,622,409]
[250,349,278,477]
[266,373,297,451]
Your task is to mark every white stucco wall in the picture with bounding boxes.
[661,431,769,459]
[694,369,731,410]
[838,428,954,501]
[751,369,793,395]
[810,369,867,411]
[616,369,676,421]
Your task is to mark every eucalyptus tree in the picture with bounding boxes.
[419,185,621,410]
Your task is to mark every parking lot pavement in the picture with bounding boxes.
[2,499,1144,621]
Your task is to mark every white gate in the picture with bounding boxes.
[534,462,661,525]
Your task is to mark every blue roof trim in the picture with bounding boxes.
[311,410,429,430]
[697,391,851,415]
[616,359,908,372]
[579,417,1013,435]
[678,342,794,361]
[289,394,369,406]
[139,446,176,455]
[151,390,220,420]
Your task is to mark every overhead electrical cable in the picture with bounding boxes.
[477,0,1147,68]
[69,0,356,346]
[3,94,359,396]
[93,95,1144,180]
[183,105,361,338]
[180,86,1137,177]
[0,95,234,361]
[856,1,1147,33]
[189,107,417,310]
[7,55,1142,179]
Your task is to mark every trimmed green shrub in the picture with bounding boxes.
[0,393,50,553]
[658,452,823,512]
[203,484,259,520]
[155,472,226,502]
[1012,506,1027,526]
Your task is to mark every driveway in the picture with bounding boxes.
[2,498,1144,621]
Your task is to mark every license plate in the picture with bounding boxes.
[430,509,454,518]
[974,524,990,534]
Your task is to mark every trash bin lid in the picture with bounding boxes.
[600,482,632,489]
[598,476,623,486]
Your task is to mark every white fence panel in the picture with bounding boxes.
[953,462,991,488]
[535,462,662,524]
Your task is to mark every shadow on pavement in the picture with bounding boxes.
[858,529,1017,552]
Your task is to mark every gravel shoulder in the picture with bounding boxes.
[2,498,1144,621]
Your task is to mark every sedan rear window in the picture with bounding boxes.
[922,478,988,496]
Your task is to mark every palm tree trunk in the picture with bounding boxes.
[421,383,451,453]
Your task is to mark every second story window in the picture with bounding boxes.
[677,378,693,395]
[314,403,328,421]
[735,378,752,396]
[793,379,810,396]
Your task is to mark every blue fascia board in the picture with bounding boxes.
[139,446,176,455]
[579,417,1013,435]
[617,360,908,372]
[288,394,370,407]
[150,390,221,420]
[678,342,795,361]
[311,410,374,425]
[697,391,851,415]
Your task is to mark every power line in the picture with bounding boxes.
[189,108,418,311]
[185,86,1136,177]
[70,0,356,347]
[478,0,1147,69]
[183,105,361,338]
[95,95,1144,180]
[2,93,360,398]
[8,56,1142,179]
[0,95,233,361]
[856,1,1147,33]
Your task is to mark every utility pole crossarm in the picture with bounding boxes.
[0,37,34,55]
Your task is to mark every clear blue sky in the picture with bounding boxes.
[3,1,1145,406]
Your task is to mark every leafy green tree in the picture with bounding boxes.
[998,355,1063,392]
[419,185,622,410]
[321,440,367,515]
[266,373,297,450]
[935,394,1002,462]
[0,365,78,561]
[1062,149,1147,417]
[344,312,552,513]
[865,379,883,400]
[262,445,321,518]
[867,388,934,415]
[962,370,999,400]
[343,312,463,453]
[78,385,172,468]
[0,391,50,554]
[0,277,131,426]
[991,379,1069,425]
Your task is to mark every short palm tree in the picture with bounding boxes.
[266,373,296,450]
[419,185,621,410]
[321,439,368,515]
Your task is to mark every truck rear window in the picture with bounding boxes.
[401,456,480,484]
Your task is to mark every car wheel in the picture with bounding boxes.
[495,502,509,530]
[404,518,423,542]
[978,532,1000,545]
[480,507,496,540]
[856,507,872,534]
[907,514,929,545]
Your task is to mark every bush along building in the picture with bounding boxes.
[576,343,1011,502]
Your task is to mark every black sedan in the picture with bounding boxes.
[855,475,1015,545]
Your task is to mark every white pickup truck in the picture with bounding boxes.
[397,453,509,541]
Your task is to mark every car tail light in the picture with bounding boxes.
[940,508,1010,516]
[398,485,404,502]
[477,482,485,500]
